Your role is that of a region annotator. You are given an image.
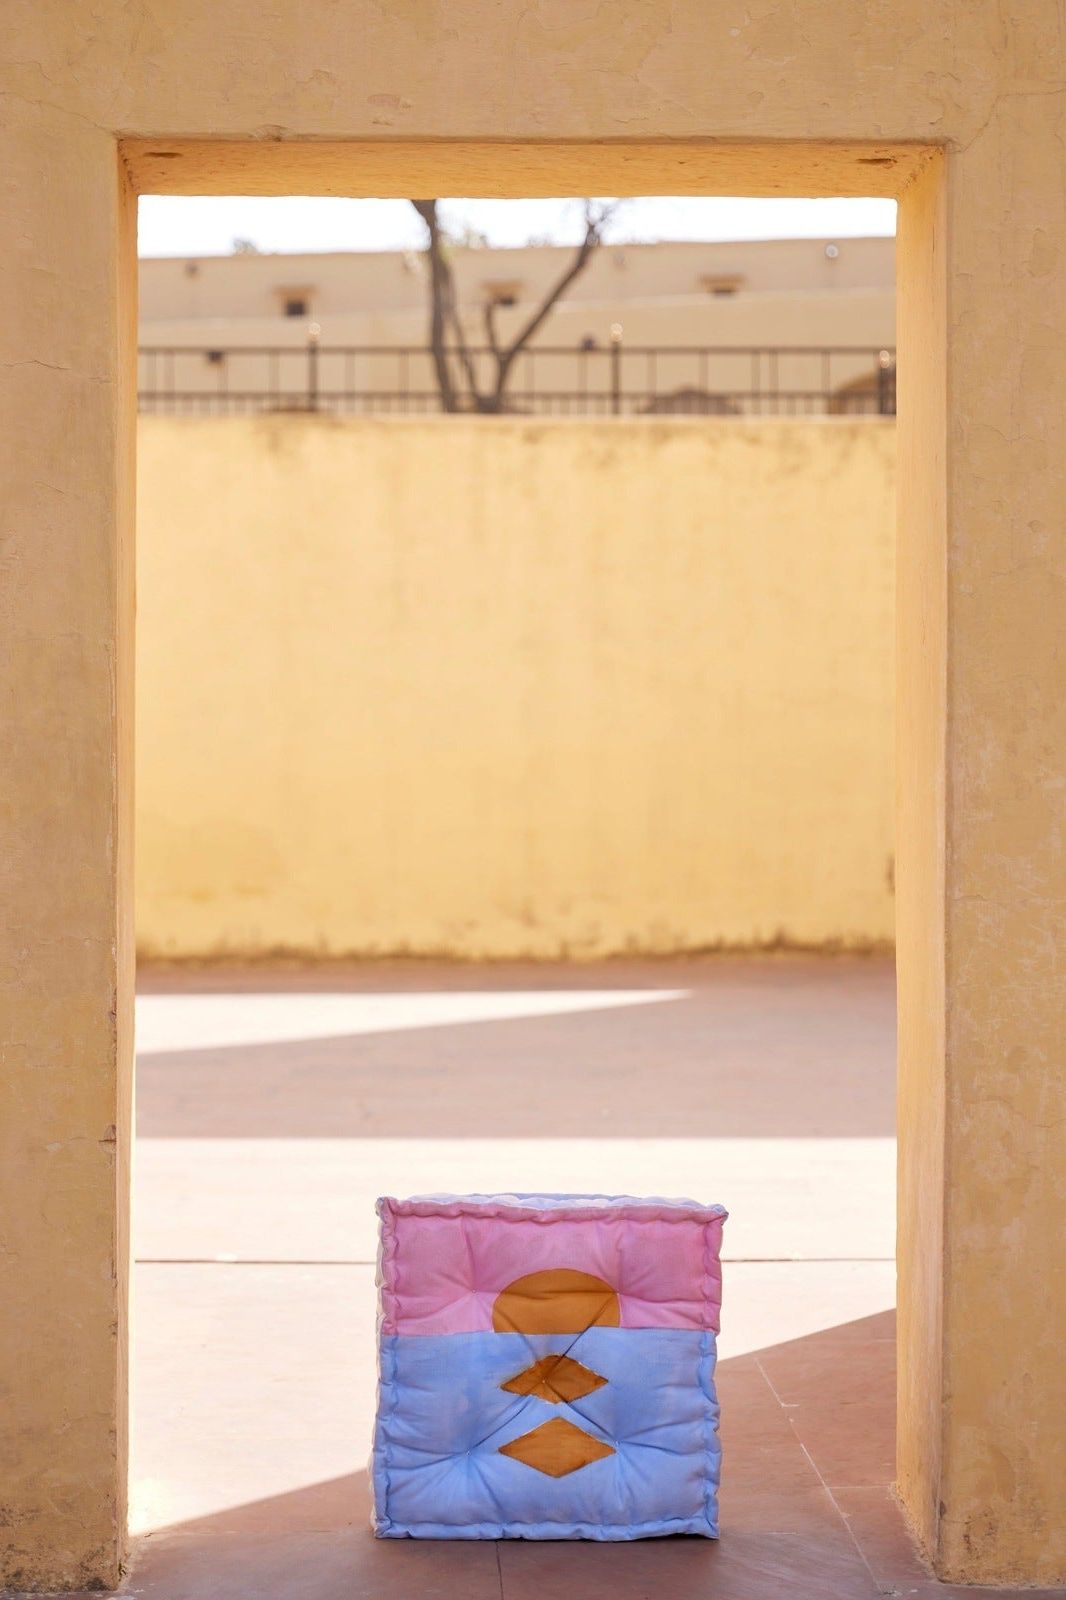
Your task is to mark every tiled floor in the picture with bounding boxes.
[26,957,1062,1598]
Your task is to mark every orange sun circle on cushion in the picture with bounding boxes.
[492,1268,620,1334]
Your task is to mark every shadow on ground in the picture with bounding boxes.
[114,1310,1058,1600]
[136,955,896,1138]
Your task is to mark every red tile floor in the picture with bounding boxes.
[44,958,1064,1597]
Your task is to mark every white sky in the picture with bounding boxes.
[137,195,896,257]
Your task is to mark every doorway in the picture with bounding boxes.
[128,176,916,1596]
[8,130,979,1594]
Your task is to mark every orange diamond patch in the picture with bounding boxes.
[498,1416,615,1477]
[501,1354,607,1404]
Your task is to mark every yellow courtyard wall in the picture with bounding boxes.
[135,416,896,961]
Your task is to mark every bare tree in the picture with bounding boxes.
[410,199,618,413]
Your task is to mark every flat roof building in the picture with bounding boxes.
[138,236,896,415]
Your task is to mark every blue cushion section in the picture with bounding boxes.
[373,1327,720,1540]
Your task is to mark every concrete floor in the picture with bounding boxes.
[50,957,1059,1597]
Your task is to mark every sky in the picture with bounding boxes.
[137,195,896,257]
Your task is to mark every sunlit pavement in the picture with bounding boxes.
[114,956,1055,1598]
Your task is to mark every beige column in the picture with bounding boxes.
[897,114,1066,1584]
[895,149,949,1572]
[0,112,135,1591]
[937,99,1066,1585]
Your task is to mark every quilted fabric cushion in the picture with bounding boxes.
[372,1193,727,1540]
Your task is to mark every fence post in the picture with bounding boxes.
[307,322,321,412]
[609,323,623,415]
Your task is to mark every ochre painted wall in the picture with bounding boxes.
[135,416,896,960]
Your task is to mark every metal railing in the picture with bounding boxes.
[138,342,896,418]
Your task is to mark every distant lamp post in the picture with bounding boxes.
[877,347,894,415]
[609,323,623,415]
[307,321,321,412]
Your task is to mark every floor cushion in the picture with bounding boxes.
[372,1192,727,1540]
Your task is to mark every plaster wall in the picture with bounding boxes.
[0,124,136,1591]
[135,416,896,961]
[3,0,1065,1588]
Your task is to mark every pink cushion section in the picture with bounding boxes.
[378,1198,726,1336]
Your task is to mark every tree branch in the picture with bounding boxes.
[493,201,619,399]
[412,197,620,414]
[413,198,488,411]
[445,298,482,406]
[483,296,502,361]
[412,199,458,412]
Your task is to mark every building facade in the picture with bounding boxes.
[139,234,896,415]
